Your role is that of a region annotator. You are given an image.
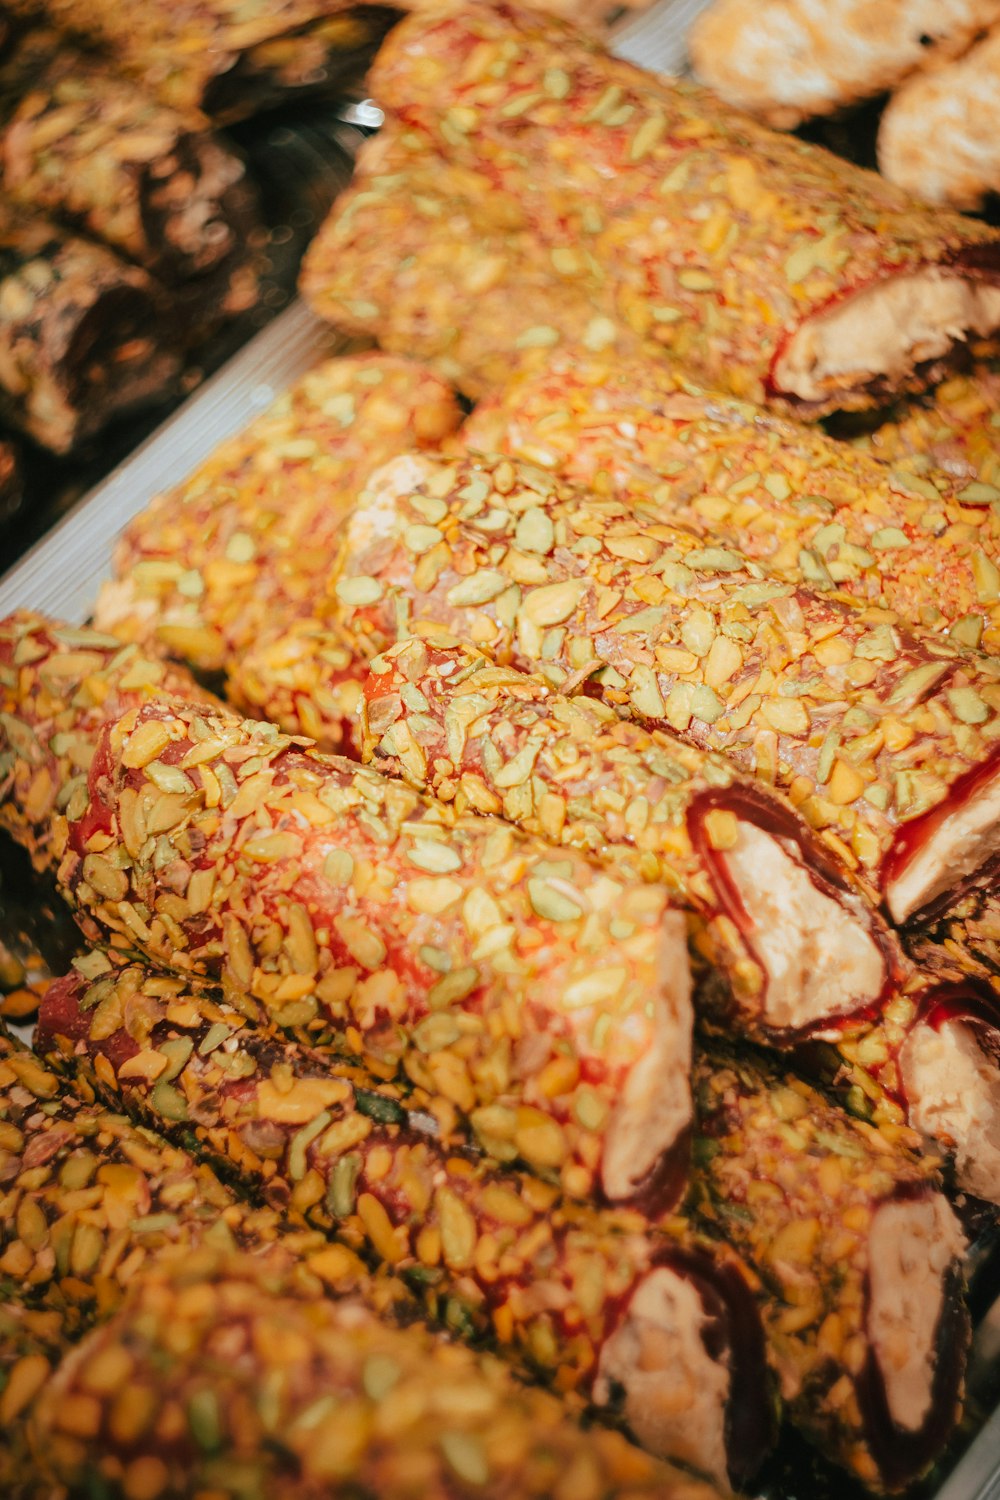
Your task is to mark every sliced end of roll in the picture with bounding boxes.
[594,1246,774,1489]
[885,752,1000,925]
[690,786,893,1039]
[859,1185,968,1490]
[771,260,1000,413]
[900,981,1000,1205]
[602,908,693,1213]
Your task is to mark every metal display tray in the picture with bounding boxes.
[1,1,1000,1497]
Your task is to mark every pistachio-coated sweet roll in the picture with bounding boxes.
[54,692,695,1210]
[337,4,1000,416]
[331,451,1000,927]
[352,637,1000,1205]
[461,352,1000,655]
[38,961,774,1487]
[0,612,217,873]
[691,1045,969,1492]
[27,1250,730,1500]
[359,637,896,1043]
[93,352,464,683]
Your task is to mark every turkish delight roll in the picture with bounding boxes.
[0,32,260,300]
[461,352,1000,652]
[38,961,773,1486]
[93,352,464,676]
[0,612,215,873]
[300,124,645,402]
[355,638,1000,1204]
[0,1029,722,1500]
[688,0,1000,130]
[28,1250,729,1500]
[359,637,895,1042]
[54,693,694,1209]
[0,204,178,451]
[691,1045,968,1493]
[353,4,1000,416]
[332,451,1000,926]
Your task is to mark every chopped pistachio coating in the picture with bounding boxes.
[0,611,216,874]
[358,635,896,1042]
[0,1029,719,1500]
[691,1045,969,1492]
[333,450,1000,922]
[2,0,397,121]
[300,123,648,402]
[38,961,773,1484]
[94,352,464,678]
[0,31,261,302]
[0,1024,362,1335]
[29,1249,727,1500]
[55,690,693,1209]
[354,638,1000,1201]
[317,4,1000,417]
[228,614,375,758]
[0,203,178,453]
[854,362,1000,492]
[462,352,1000,654]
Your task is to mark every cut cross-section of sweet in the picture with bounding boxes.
[596,1263,730,1483]
[774,269,1000,406]
[884,758,1000,924]
[360,637,897,1045]
[900,986,1000,1203]
[692,1045,970,1492]
[868,1193,966,1433]
[701,812,887,1032]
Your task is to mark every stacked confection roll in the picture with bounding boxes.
[8,5,1000,1497]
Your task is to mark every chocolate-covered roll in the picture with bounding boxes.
[2,0,399,122]
[332,450,1000,928]
[691,1045,969,1492]
[312,2,1000,417]
[0,31,260,309]
[0,435,20,524]
[38,961,773,1487]
[0,206,177,451]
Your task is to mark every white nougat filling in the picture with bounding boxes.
[603,909,693,1200]
[901,1017,1000,1205]
[721,821,885,1030]
[868,1194,965,1430]
[886,766,1000,924]
[595,1267,731,1484]
[777,271,1000,402]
